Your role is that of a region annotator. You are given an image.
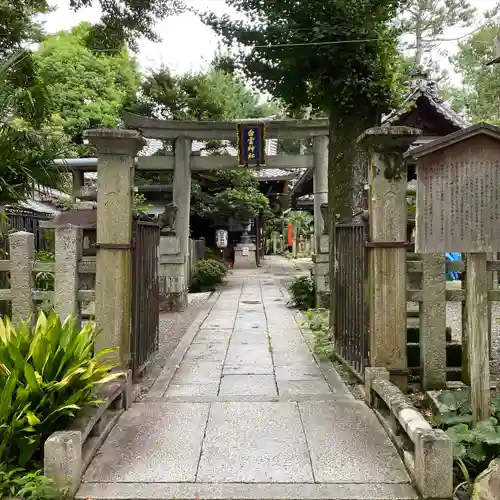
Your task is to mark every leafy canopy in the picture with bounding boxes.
[448,23,500,124]
[202,0,402,117]
[33,23,141,150]
[0,1,184,53]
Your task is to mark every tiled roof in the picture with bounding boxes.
[382,78,469,129]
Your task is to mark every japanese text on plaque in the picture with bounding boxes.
[238,123,266,167]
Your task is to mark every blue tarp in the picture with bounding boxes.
[445,252,461,280]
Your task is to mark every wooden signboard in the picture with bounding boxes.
[408,124,500,423]
[237,123,266,167]
[414,132,500,253]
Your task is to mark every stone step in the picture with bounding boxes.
[77,482,418,500]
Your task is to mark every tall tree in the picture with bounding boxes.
[135,66,278,122]
[448,23,500,124]
[33,23,141,152]
[202,0,402,332]
[0,50,74,204]
[398,0,476,66]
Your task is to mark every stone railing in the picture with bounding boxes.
[0,229,94,324]
[365,367,453,499]
[44,370,132,496]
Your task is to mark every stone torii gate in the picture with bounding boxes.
[81,114,329,364]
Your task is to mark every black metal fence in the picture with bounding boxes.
[334,222,369,378]
[131,219,160,376]
[1,209,54,256]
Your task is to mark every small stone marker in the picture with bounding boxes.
[407,123,500,423]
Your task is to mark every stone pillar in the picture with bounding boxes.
[312,136,329,308]
[54,226,82,323]
[84,128,145,368]
[358,126,421,390]
[313,136,328,250]
[159,235,187,311]
[9,231,34,322]
[44,431,82,497]
[172,137,192,302]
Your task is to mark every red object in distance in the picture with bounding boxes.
[287,223,293,245]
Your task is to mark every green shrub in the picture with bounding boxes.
[0,311,120,469]
[434,390,500,480]
[34,250,55,292]
[302,308,334,359]
[190,259,228,292]
[287,275,315,310]
[0,466,61,500]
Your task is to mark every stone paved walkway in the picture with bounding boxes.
[78,257,417,500]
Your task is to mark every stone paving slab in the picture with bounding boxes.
[77,482,419,500]
[193,329,232,343]
[219,374,277,396]
[299,400,411,483]
[83,402,210,483]
[197,402,313,483]
[277,379,333,396]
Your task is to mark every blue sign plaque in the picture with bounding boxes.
[237,123,266,167]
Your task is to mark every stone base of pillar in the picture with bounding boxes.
[313,253,330,308]
[234,242,257,269]
[159,235,188,312]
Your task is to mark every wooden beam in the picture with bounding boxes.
[121,111,329,140]
[136,154,312,171]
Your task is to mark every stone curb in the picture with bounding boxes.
[44,372,131,497]
[366,367,453,499]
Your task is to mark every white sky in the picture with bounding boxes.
[40,0,498,81]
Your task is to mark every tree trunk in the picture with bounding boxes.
[415,7,423,67]
[327,109,377,338]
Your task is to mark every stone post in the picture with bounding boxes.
[420,253,447,389]
[312,136,329,308]
[313,135,328,249]
[44,431,83,496]
[172,137,192,302]
[84,128,145,368]
[159,235,187,311]
[9,231,34,322]
[358,126,421,391]
[54,226,82,323]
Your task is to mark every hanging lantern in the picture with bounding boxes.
[215,228,228,249]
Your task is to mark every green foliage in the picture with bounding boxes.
[286,211,313,238]
[213,187,269,223]
[190,259,228,292]
[448,23,500,124]
[34,250,54,292]
[302,308,334,359]
[288,275,315,310]
[202,0,401,117]
[0,311,120,469]
[0,50,74,204]
[0,1,184,54]
[134,66,277,121]
[0,466,61,500]
[434,390,500,478]
[33,23,141,150]
[133,194,153,216]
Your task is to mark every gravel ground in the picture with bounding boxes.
[135,292,212,397]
